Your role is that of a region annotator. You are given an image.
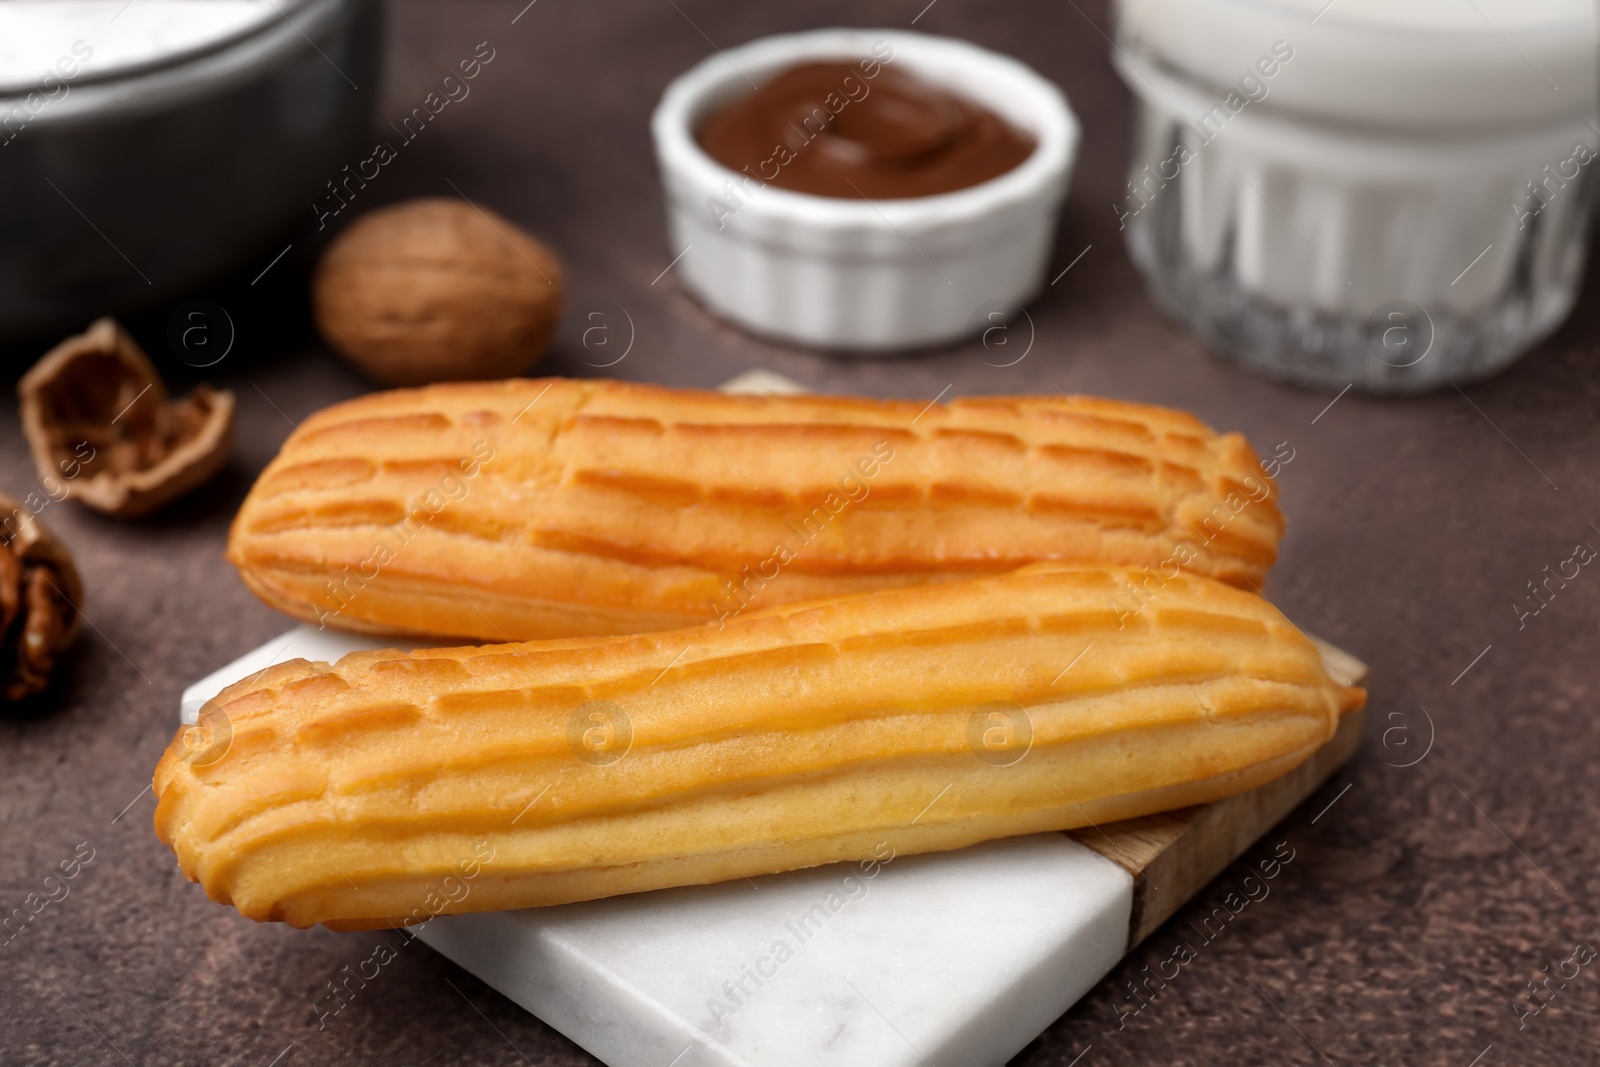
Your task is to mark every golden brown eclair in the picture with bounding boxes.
[154,563,1362,930]
[226,378,1285,642]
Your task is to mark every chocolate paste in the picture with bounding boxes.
[696,59,1036,199]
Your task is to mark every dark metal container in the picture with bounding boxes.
[0,0,382,342]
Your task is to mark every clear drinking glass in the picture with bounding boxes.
[1113,0,1600,393]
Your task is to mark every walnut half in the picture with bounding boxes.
[0,494,82,701]
[19,319,234,518]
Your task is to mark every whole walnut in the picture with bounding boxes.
[312,198,566,386]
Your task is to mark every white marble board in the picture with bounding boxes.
[176,370,1365,1066]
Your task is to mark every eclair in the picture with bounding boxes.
[154,563,1362,930]
[227,378,1285,642]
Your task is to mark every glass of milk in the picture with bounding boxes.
[1112,0,1599,393]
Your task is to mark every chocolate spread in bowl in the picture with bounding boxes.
[696,59,1036,199]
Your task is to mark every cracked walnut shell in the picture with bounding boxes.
[0,495,81,701]
[19,319,235,518]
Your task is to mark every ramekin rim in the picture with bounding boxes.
[650,27,1079,230]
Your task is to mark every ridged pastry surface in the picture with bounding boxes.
[154,563,1362,930]
[227,378,1285,641]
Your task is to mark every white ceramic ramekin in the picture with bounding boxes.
[651,28,1078,353]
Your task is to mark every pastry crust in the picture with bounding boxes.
[153,563,1362,930]
[227,378,1285,642]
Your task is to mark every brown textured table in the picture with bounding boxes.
[5,2,1600,1064]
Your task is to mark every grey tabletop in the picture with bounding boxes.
[4,1,1600,1064]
